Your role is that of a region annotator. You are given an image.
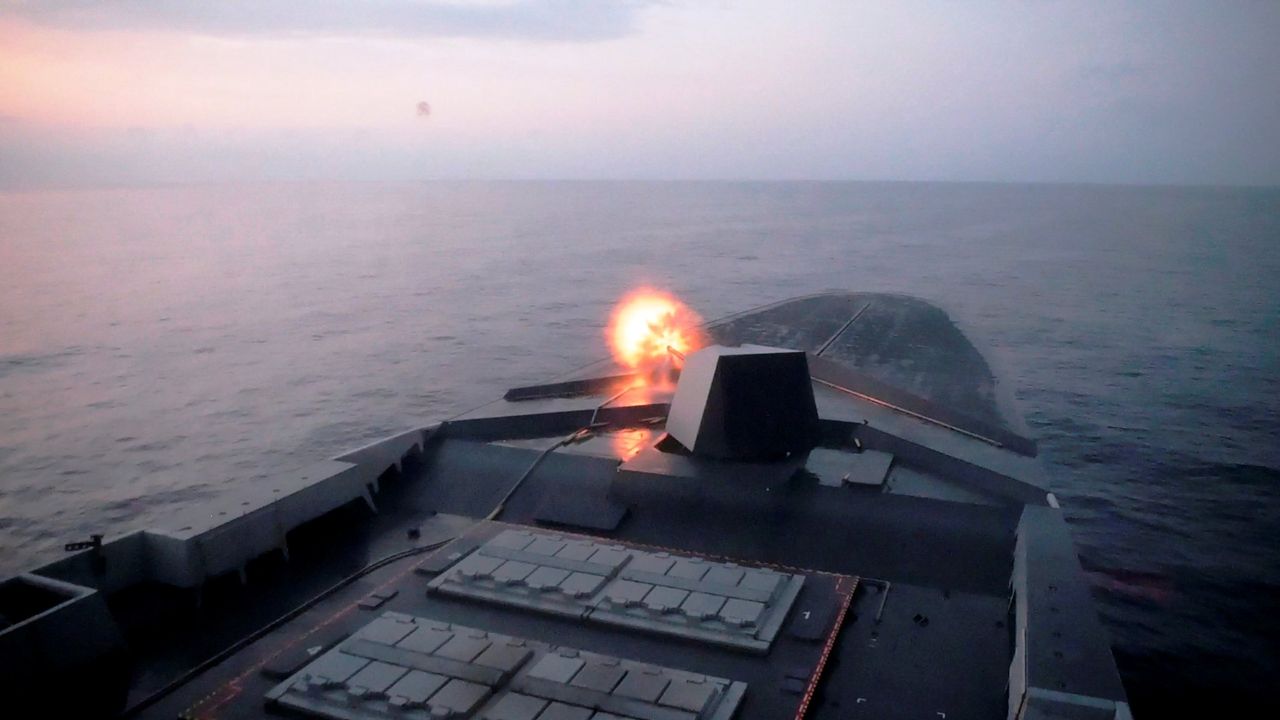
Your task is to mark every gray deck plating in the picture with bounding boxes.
[706,293,1011,435]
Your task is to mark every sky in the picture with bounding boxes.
[1,0,1278,188]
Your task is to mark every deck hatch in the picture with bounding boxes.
[427,528,805,654]
[265,612,746,720]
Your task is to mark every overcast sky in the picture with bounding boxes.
[1,1,1278,188]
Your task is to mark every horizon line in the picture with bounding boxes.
[3,177,1279,194]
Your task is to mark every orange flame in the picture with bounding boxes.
[607,288,705,370]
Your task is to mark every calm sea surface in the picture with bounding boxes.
[1,181,1277,712]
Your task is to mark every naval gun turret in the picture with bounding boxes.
[665,345,820,461]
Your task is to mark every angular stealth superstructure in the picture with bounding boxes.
[666,345,819,461]
[0,293,1131,720]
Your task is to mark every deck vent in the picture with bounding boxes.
[666,345,819,461]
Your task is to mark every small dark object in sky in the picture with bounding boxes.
[416,101,431,117]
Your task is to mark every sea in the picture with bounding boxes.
[1,181,1277,714]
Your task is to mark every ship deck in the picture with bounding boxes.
[4,293,1129,720]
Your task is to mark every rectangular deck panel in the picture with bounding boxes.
[427,529,805,654]
[266,612,746,720]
